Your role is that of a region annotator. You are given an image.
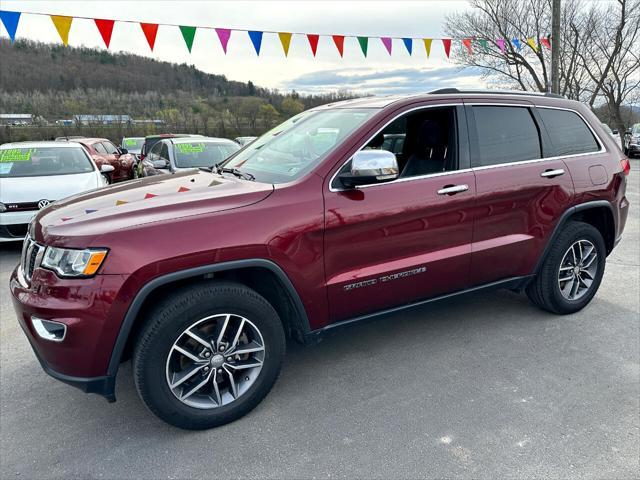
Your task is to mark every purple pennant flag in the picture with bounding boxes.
[216,28,231,54]
[496,38,506,53]
[381,37,392,55]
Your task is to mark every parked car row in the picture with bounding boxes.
[0,133,248,242]
[624,123,640,158]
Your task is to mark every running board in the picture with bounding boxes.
[309,275,534,340]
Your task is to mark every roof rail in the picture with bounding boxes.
[429,88,565,99]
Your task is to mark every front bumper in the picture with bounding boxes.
[10,265,128,401]
[0,210,36,241]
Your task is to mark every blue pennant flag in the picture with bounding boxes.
[248,30,263,55]
[512,38,522,50]
[0,10,21,43]
[402,38,412,55]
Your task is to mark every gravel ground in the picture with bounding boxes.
[1,160,638,479]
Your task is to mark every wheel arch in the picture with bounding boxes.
[534,200,616,274]
[107,259,311,379]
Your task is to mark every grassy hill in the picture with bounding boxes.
[0,39,356,142]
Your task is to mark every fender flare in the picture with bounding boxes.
[106,258,311,377]
[532,200,616,274]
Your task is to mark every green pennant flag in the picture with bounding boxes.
[357,36,368,57]
[479,38,489,52]
[180,25,197,52]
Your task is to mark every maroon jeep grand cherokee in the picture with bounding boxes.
[11,90,630,429]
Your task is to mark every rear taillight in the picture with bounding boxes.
[620,157,630,176]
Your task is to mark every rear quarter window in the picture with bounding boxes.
[538,108,600,156]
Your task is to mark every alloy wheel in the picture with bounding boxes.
[557,239,598,301]
[165,313,265,409]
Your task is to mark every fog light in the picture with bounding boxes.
[31,317,66,342]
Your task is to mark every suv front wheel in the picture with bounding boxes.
[527,221,606,314]
[133,281,286,430]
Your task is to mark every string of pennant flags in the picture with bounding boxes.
[0,9,551,59]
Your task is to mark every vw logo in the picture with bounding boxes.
[37,199,51,209]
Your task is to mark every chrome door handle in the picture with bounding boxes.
[540,168,565,178]
[437,184,469,195]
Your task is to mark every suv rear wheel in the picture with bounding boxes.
[527,221,606,314]
[133,281,286,430]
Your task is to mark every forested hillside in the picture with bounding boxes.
[0,40,357,142]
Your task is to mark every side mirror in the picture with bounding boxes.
[612,129,618,134]
[119,148,128,154]
[339,150,399,189]
[152,159,169,169]
[100,164,115,173]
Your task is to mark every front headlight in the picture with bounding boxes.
[41,246,108,277]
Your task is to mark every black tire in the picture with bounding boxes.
[133,281,286,430]
[526,221,606,314]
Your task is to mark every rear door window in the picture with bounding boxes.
[472,106,541,166]
[538,108,600,156]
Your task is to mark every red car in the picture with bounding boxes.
[74,138,136,183]
[11,90,630,429]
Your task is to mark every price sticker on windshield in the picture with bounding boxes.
[176,143,205,154]
[124,139,138,147]
[0,148,35,162]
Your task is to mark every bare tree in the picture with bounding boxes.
[445,0,640,136]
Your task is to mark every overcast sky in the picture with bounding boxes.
[1,0,488,95]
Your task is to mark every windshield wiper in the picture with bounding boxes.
[200,163,255,181]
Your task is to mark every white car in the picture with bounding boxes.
[601,123,622,150]
[0,141,112,242]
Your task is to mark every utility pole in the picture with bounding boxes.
[551,0,561,94]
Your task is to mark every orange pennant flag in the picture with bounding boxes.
[50,15,73,46]
[423,38,433,58]
[278,32,292,56]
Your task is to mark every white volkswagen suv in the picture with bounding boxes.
[0,141,112,242]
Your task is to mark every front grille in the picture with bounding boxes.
[20,235,44,283]
[6,224,28,237]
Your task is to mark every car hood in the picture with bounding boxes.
[0,172,100,203]
[33,169,274,244]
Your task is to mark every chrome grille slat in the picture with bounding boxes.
[20,234,44,283]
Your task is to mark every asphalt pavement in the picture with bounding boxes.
[1,161,638,479]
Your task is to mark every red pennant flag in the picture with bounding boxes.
[540,37,551,50]
[94,19,115,48]
[140,23,159,51]
[442,38,452,58]
[332,35,345,57]
[178,186,190,192]
[462,38,472,54]
[144,193,157,199]
[307,34,319,56]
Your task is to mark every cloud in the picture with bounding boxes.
[281,66,487,95]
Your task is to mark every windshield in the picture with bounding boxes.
[224,108,377,183]
[0,147,94,178]
[633,124,640,135]
[122,138,144,151]
[173,142,240,168]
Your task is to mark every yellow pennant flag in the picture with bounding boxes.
[51,15,73,45]
[423,38,433,58]
[526,37,538,52]
[278,32,293,56]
